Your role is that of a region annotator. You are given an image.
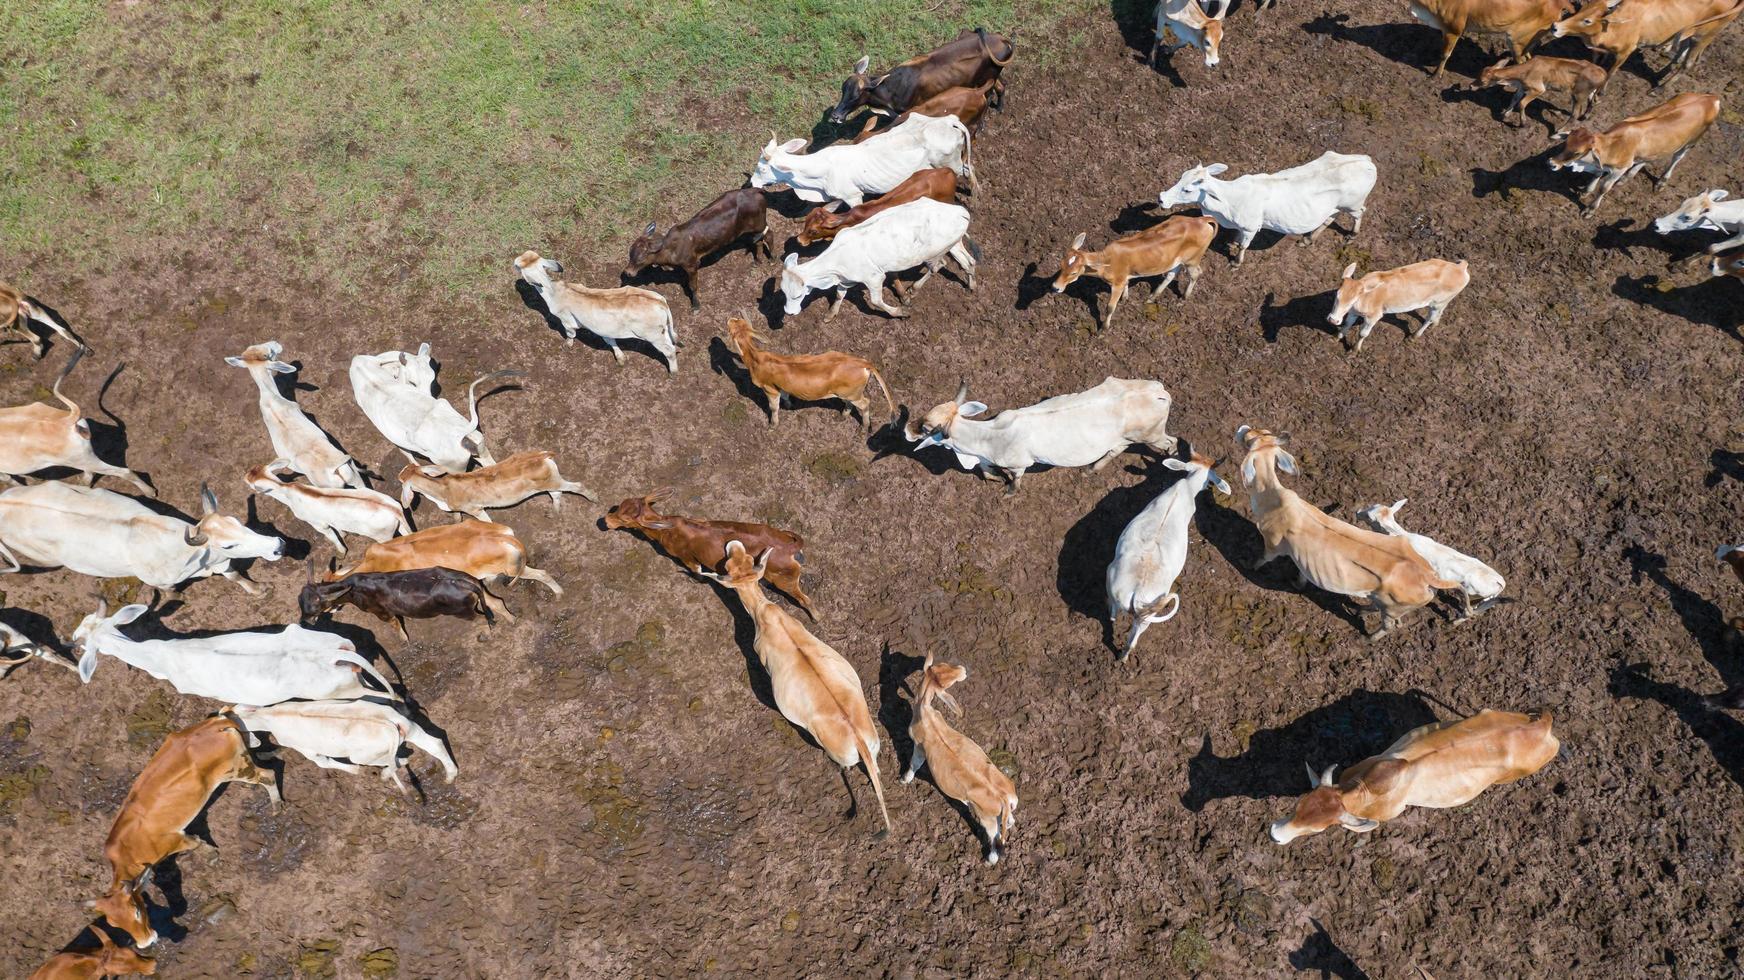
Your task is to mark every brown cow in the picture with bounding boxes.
[604,488,815,617]
[1406,0,1571,75]
[1467,56,1606,127]
[332,519,560,596]
[624,188,770,310]
[1552,0,1743,88]
[1051,215,1219,330]
[1549,92,1721,215]
[91,715,278,948]
[850,80,1002,143]
[723,316,895,432]
[29,930,156,979]
[830,28,1015,124]
[2,282,81,359]
[1712,246,1744,280]
[797,168,958,246]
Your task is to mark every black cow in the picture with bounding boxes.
[298,565,508,639]
[829,28,1015,125]
[623,187,770,309]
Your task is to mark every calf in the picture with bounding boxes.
[1270,709,1558,843]
[0,348,152,495]
[1406,0,1570,75]
[1553,0,1742,88]
[514,251,677,373]
[1357,499,1505,618]
[604,489,815,617]
[91,715,278,947]
[1655,189,1744,253]
[1328,258,1471,353]
[1236,426,1457,637]
[2,618,75,679]
[779,198,976,319]
[624,188,771,310]
[699,542,889,834]
[2,283,80,359]
[245,460,408,554]
[902,653,1018,864]
[830,27,1015,124]
[1549,92,1721,215]
[1158,153,1376,266]
[1106,443,1231,660]
[29,931,156,979]
[1154,0,1230,69]
[724,316,894,432]
[335,519,561,596]
[1712,246,1744,280]
[796,167,957,246]
[850,81,1001,142]
[1468,56,1605,128]
[300,563,508,639]
[398,450,596,522]
[1052,215,1220,330]
[231,699,458,796]
[226,341,362,488]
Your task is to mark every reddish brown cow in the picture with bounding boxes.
[851,80,1002,143]
[1549,92,1720,215]
[604,489,816,617]
[1468,56,1606,127]
[797,168,958,246]
[830,28,1015,123]
[1407,0,1571,76]
[29,931,156,979]
[723,316,896,432]
[624,188,770,309]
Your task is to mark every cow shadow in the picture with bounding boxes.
[1110,0,1188,86]
[1300,12,1497,78]
[1260,289,1336,344]
[1190,495,1372,635]
[1110,201,1163,235]
[244,495,310,563]
[866,407,951,473]
[1469,147,1580,206]
[1289,918,1373,979]
[877,644,928,778]
[1590,217,1694,264]
[513,279,615,355]
[1,296,85,358]
[1707,449,1744,487]
[1014,262,1059,311]
[704,580,782,714]
[1612,274,1740,340]
[1611,659,1744,790]
[1056,462,1183,651]
[139,850,193,945]
[82,361,154,496]
[1623,545,1738,691]
[0,605,66,656]
[1180,688,1437,811]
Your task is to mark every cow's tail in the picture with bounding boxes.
[218,707,263,749]
[50,345,85,415]
[856,728,893,837]
[0,538,19,574]
[338,650,400,700]
[867,364,897,422]
[663,303,680,350]
[465,369,524,430]
[950,117,979,194]
[1673,0,1744,39]
[964,236,984,264]
[976,27,1016,66]
[404,717,459,783]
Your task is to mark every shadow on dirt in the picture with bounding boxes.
[1191,497,1372,635]
[1707,449,1744,487]
[1469,147,1582,207]
[1301,12,1498,79]
[1260,289,1336,344]
[1611,275,1740,342]
[1290,917,1373,979]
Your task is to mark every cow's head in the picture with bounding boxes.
[623,223,664,277]
[224,341,296,377]
[722,316,761,359]
[1715,248,1744,280]
[514,249,561,288]
[185,484,284,562]
[91,876,158,949]
[696,539,772,588]
[1470,58,1514,90]
[1052,232,1097,292]
[1547,128,1598,170]
[299,562,353,622]
[829,56,875,123]
[1159,439,1232,496]
[1552,0,1620,38]
[1183,0,1229,67]
[751,135,809,191]
[603,488,675,532]
[87,928,158,975]
[778,253,815,316]
[1158,163,1227,209]
[797,203,850,246]
[1233,424,1296,488]
[71,599,148,684]
[1655,190,1727,235]
[242,460,295,496]
[905,381,988,447]
[1269,763,1380,844]
[1327,262,1367,325]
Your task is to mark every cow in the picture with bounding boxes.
[229,699,458,796]
[349,344,518,471]
[89,714,279,947]
[398,451,595,522]
[1548,92,1721,216]
[0,481,282,594]
[225,341,362,488]
[331,519,561,596]
[850,81,1001,143]
[796,167,958,246]
[245,460,409,554]
[1656,189,1744,254]
[0,348,153,495]
[778,198,976,319]
[603,488,815,617]
[1357,499,1505,618]
[1327,258,1472,352]
[623,188,771,310]
[2,618,75,679]
[1715,247,1744,279]
[902,652,1018,864]
[1467,56,1606,128]
[698,541,889,835]
[299,563,509,639]
[829,28,1015,125]
[723,315,895,432]
[72,600,397,703]
[1405,0,1571,76]
[514,252,678,373]
[1269,709,1559,844]
[904,378,1176,494]
[1236,426,1459,637]
[1157,152,1377,267]
[1106,443,1231,660]
[2,282,81,359]
[1051,215,1220,330]
[29,929,156,979]
[752,113,978,208]
[1154,0,1231,69]
[1552,0,1743,88]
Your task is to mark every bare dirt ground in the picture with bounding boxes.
[3,3,1743,977]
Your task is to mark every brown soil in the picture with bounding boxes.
[3,3,1743,977]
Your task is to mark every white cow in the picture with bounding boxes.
[778,198,976,319]
[225,341,363,488]
[1,619,74,678]
[0,481,283,593]
[1157,152,1378,266]
[751,114,977,206]
[72,601,396,702]
[1107,446,1231,660]
[904,378,1176,493]
[349,344,518,473]
[230,699,456,795]
[1655,189,1744,254]
[1155,0,1230,68]
[245,461,409,553]
[1355,499,1505,619]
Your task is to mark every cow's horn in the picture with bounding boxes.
[184,525,209,546]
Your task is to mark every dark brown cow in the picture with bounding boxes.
[797,168,958,246]
[624,188,770,309]
[829,28,1015,124]
[604,489,816,617]
[850,80,1002,143]
[299,563,509,639]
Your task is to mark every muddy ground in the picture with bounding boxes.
[3,3,1743,977]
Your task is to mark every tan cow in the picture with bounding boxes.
[29,930,156,979]
[1406,0,1572,76]
[1237,426,1457,637]
[0,349,152,495]
[723,316,895,432]
[1327,258,1471,352]
[332,519,561,595]
[1713,246,1744,280]
[3,283,81,359]
[397,450,597,522]
[700,541,890,835]
[1269,709,1559,844]
[1549,92,1721,215]
[903,652,1017,864]
[1552,0,1743,88]
[1052,215,1219,331]
[1468,56,1606,127]
[91,715,278,947]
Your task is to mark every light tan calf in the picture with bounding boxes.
[1327,259,1471,352]
[1051,215,1219,330]
[334,519,561,595]
[902,652,1017,864]
[701,541,890,835]
[2,282,81,358]
[514,251,678,372]
[0,349,152,495]
[1549,92,1721,215]
[724,316,895,432]
[1468,56,1605,127]
[1237,426,1457,637]
[397,450,597,522]
[1553,0,1743,88]
[245,461,409,553]
[29,930,156,979]
[1270,709,1559,843]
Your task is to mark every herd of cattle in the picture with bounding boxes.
[0,3,1741,973]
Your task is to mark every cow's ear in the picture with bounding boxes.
[1276,451,1298,475]
[224,356,246,367]
[113,604,150,626]
[1242,457,1257,486]
[1341,262,1358,280]
[1713,189,1730,202]
[1071,232,1087,250]
[417,342,431,357]
[1161,458,1190,471]
[1205,163,1228,175]
[957,401,988,418]
[779,138,808,153]
[853,55,869,74]
[784,253,799,269]
[268,361,296,374]
[643,221,656,236]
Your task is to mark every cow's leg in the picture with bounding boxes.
[223,569,263,595]
[606,339,625,365]
[947,241,976,290]
[1102,278,1127,330]
[682,269,701,310]
[1156,268,1180,300]
[321,526,347,554]
[851,396,872,433]
[1002,468,1025,495]
[1090,447,1124,471]
[865,284,909,318]
[1431,28,1460,76]
[517,565,563,597]
[1507,89,1530,126]
[238,763,281,805]
[1247,542,1285,570]
[559,314,581,346]
[394,616,410,641]
[825,288,847,321]
[1708,232,1744,254]
[902,742,926,783]
[1414,303,1446,338]
[1353,316,1379,353]
[1233,230,1257,267]
[1301,215,1337,245]
[762,387,781,426]
[911,260,939,294]
[1656,146,1692,187]
[1181,262,1202,300]
[1587,165,1639,214]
